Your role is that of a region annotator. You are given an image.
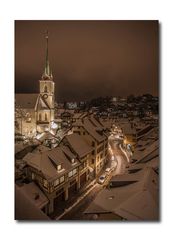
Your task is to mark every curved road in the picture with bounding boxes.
[108,135,129,176]
[58,134,129,220]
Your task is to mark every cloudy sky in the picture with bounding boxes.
[15,20,159,102]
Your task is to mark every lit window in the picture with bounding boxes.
[73,168,77,175]
[44,85,48,93]
[57,164,62,171]
[31,173,35,180]
[60,176,65,183]
[68,171,73,178]
[54,179,59,187]
[39,113,42,121]
[45,113,48,121]
[43,179,48,188]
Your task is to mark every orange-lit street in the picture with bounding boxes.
[57,130,130,220]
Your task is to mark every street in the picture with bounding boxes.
[109,135,129,176]
[56,132,129,220]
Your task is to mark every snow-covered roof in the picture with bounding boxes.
[36,132,55,142]
[85,168,159,220]
[72,119,83,127]
[128,156,159,172]
[99,119,113,129]
[65,133,93,158]
[61,145,76,160]
[133,139,159,162]
[73,113,83,119]
[23,146,80,182]
[110,169,147,184]
[32,145,50,153]
[18,182,48,209]
[15,93,38,109]
[120,122,136,135]
[90,116,104,128]
[15,143,27,154]
[83,118,106,142]
[15,184,49,220]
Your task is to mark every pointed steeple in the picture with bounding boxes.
[42,30,53,80]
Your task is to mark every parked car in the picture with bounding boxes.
[105,167,111,173]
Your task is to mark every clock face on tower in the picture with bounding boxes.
[43,94,48,99]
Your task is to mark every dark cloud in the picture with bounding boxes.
[15,20,159,101]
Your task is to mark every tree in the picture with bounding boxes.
[15,102,27,135]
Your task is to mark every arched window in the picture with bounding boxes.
[39,113,42,121]
[44,85,48,93]
[45,113,48,121]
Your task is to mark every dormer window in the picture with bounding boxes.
[57,164,62,171]
[71,158,75,164]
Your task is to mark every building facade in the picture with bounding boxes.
[15,32,55,136]
[24,135,93,214]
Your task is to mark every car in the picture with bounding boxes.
[98,174,106,184]
[105,167,111,173]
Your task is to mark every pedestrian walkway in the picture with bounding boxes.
[50,179,96,219]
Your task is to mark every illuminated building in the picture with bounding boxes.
[15,31,55,136]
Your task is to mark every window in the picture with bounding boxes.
[54,179,59,187]
[71,158,75,164]
[60,176,65,183]
[57,164,62,171]
[44,85,48,93]
[68,168,77,178]
[68,171,73,178]
[39,113,42,121]
[31,173,35,180]
[45,113,48,121]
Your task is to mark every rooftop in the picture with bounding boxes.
[85,167,159,221]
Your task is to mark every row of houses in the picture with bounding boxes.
[16,116,110,217]
[84,129,159,221]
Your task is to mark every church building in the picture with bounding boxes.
[15,32,55,136]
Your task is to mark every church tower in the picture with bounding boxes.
[37,31,55,131]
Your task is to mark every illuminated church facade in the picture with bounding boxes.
[15,32,55,136]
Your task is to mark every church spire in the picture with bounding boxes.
[42,30,53,80]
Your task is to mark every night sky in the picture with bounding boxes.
[15,20,159,102]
